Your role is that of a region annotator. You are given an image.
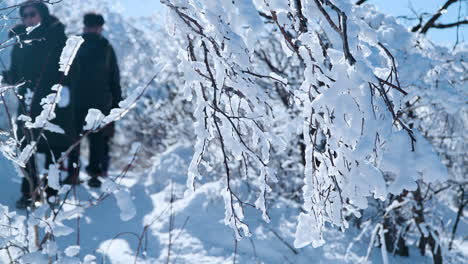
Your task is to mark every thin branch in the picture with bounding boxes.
[413,0,459,34]
[313,0,356,65]
[432,19,468,29]
[356,0,369,5]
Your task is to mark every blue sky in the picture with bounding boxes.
[371,0,467,45]
[118,0,162,17]
[117,0,466,46]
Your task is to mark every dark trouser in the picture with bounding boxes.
[18,126,59,198]
[21,148,74,198]
[20,155,38,196]
[74,107,112,177]
[86,130,110,176]
[19,126,38,196]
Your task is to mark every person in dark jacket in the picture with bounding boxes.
[4,1,78,209]
[74,13,122,188]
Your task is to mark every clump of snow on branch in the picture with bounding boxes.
[162,0,449,247]
[25,84,64,134]
[82,62,167,132]
[59,36,84,76]
[26,23,41,35]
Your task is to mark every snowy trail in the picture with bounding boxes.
[0,150,439,263]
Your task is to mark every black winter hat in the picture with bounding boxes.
[19,0,52,26]
[84,13,105,27]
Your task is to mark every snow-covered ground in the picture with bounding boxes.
[0,145,451,263]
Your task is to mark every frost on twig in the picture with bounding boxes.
[25,84,65,134]
[162,0,448,247]
[82,62,167,132]
[26,23,41,35]
[59,36,84,76]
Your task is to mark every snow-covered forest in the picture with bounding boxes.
[0,0,466,263]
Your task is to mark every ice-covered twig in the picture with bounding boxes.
[59,36,84,76]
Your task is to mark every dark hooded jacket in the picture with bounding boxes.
[6,16,78,151]
[75,32,121,115]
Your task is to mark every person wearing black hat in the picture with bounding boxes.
[73,13,122,188]
[3,0,79,208]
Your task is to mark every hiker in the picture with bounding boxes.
[3,1,78,209]
[73,13,122,188]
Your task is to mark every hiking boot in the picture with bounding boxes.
[85,167,100,177]
[88,177,102,188]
